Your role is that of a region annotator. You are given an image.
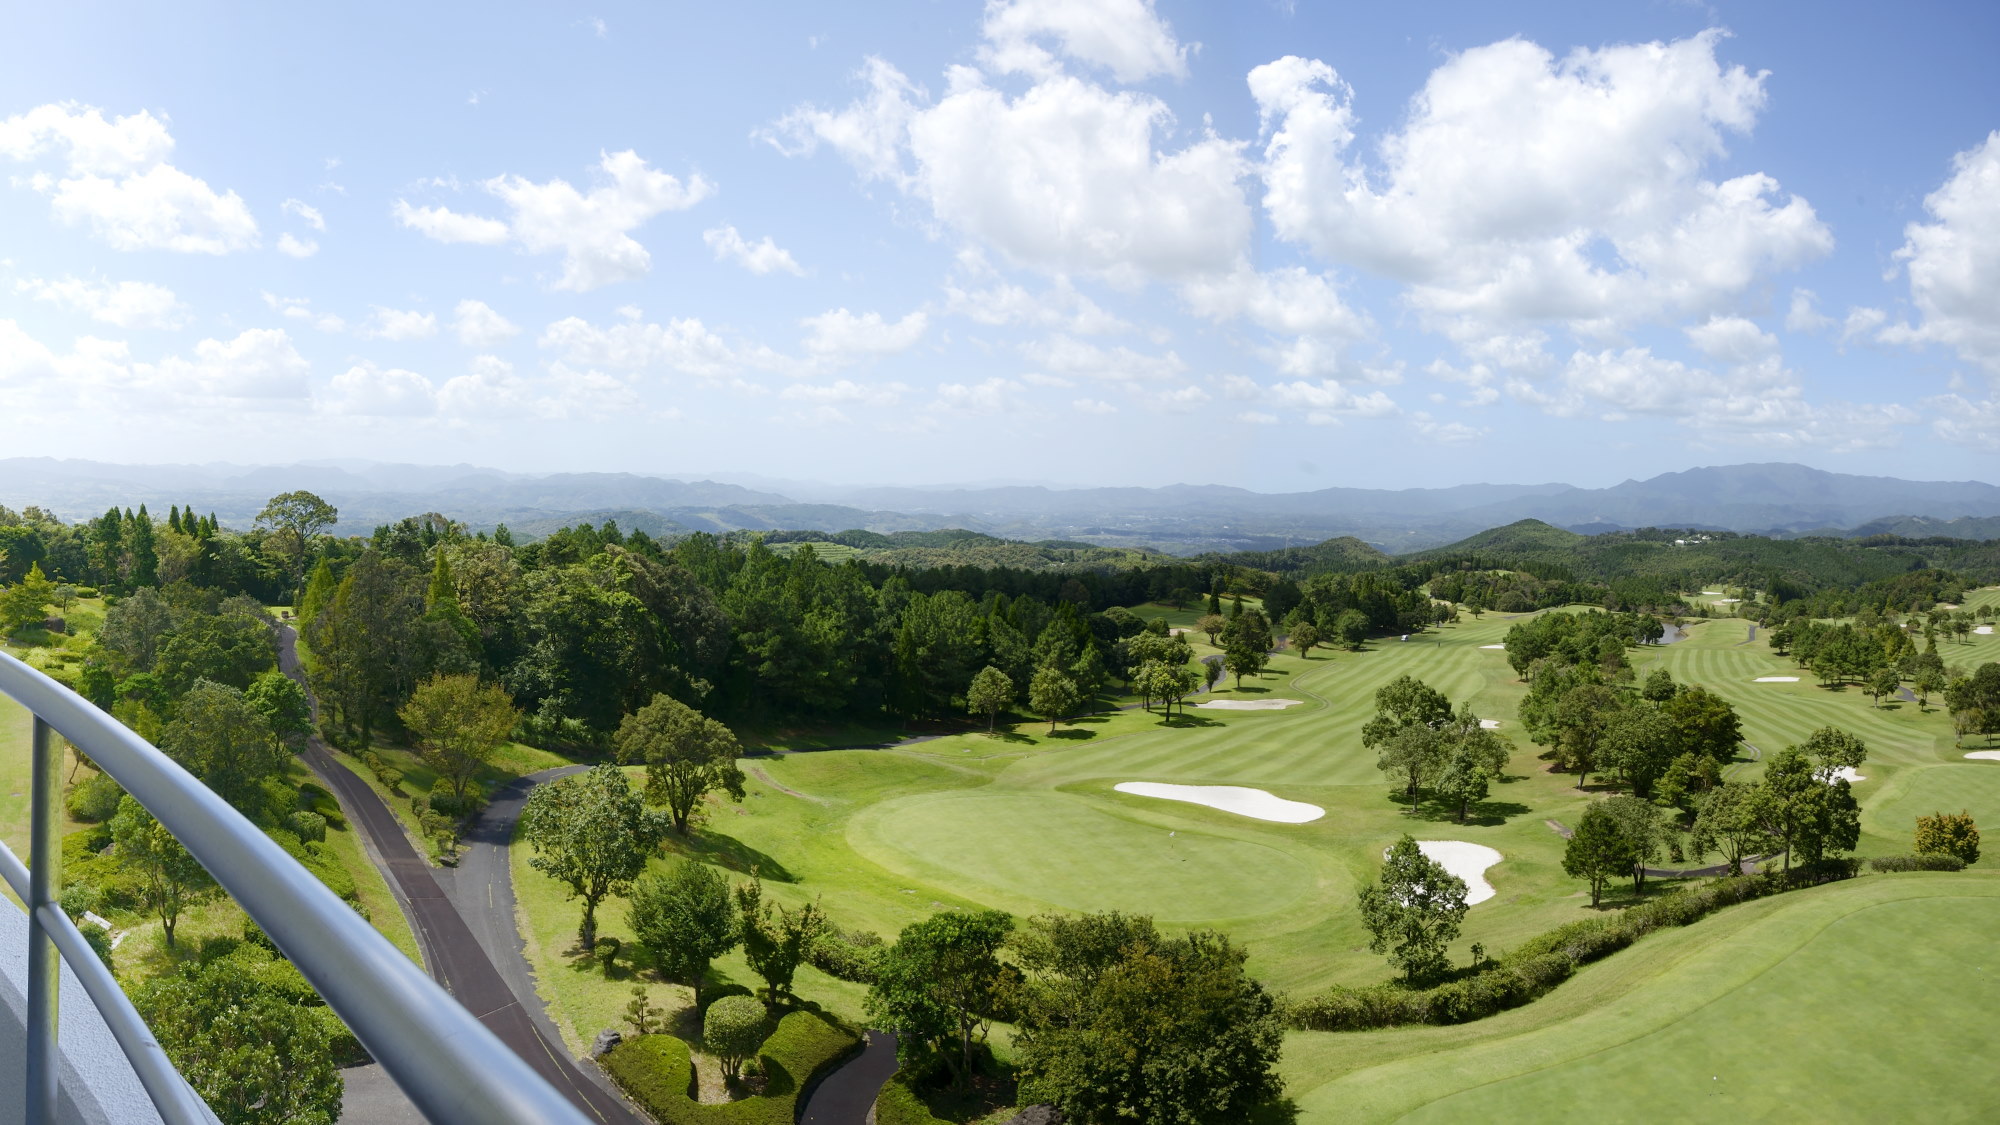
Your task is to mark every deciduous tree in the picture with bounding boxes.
[703,996,766,1080]
[966,665,1014,733]
[133,957,341,1125]
[110,796,211,947]
[868,909,1014,1088]
[614,693,745,835]
[1358,835,1467,982]
[399,674,519,805]
[627,861,737,1009]
[519,764,665,947]
[1563,802,1635,906]
[1915,810,1981,864]
[1028,666,1081,734]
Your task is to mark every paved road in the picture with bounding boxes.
[798,1030,899,1124]
[275,628,643,1125]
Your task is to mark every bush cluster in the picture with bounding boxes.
[1868,853,1967,872]
[807,927,885,984]
[67,772,125,822]
[1290,864,1860,1032]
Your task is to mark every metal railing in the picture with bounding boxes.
[1,651,592,1125]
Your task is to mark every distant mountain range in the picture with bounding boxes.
[3,458,1998,555]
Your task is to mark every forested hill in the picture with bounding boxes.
[1207,536,1393,577]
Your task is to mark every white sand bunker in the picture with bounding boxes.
[1717,598,1742,603]
[1480,719,1502,729]
[1480,644,1506,650]
[1977,625,1994,635]
[1966,751,2000,762]
[1754,676,1800,683]
[1702,590,1724,596]
[1823,767,1866,784]
[1196,698,1305,711]
[1115,782,1325,823]
[1385,841,1503,906]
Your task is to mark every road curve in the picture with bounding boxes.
[799,1030,900,1124]
[276,627,643,1125]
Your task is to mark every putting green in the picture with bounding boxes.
[850,790,1316,922]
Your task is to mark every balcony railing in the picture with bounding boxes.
[1,650,592,1125]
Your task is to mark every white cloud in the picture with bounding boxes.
[1178,265,1370,338]
[1,103,258,253]
[321,362,436,416]
[1786,288,1832,333]
[769,61,1251,282]
[16,276,188,330]
[780,379,907,406]
[934,376,1025,414]
[1410,411,1485,444]
[801,307,928,363]
[394,150,713,290]
[703,225,804,276]
[1841,306,1886,345]
[391,200,510,244]
[451,299,520,348]
[979,0,1192,83]
[282,198,325,231]
[1158,384,1211,412]
[1072,397,1118,414]
[1267,379,1399,423]
[1927,392,2000,451]
[1020,334,1184,382]
[361,307,438,341]
[437,355,536,419]
[1237,410,1278,424]
[1251,33,1831,333]
[276,232,319,258]
[943,253,1127,333]
[158,328,311,399]
[1879,132,2000,373]
[538,364,643,420]
[1684,315,1777,363]
[262,292,345,333]
[539,314,762,379]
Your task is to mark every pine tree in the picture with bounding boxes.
[128,505,159,588]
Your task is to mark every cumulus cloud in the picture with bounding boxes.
[276,233,318,258]
[933,375,1026,414]
[361,307,438,341]
[1251,33,1831,335]
[321,362,436,416]
[158,328,311,400]
[780,378,908,407]
[1266,378,1399,423]
[1683,315,1778,363]
[261,292,345,333]
[1878,131,2000,373]
[800,308,928,364]
[703,225,804,276]
[1020,334,1184,382]
[394,150,714,290]
[437,355,537,420]
[451,299,520,348]
[1072,397,1118,414]
[1511,346,1916,450]
[16,276,189,330]
[1927,392,2000,451]
[282,198,325,231]
[768,59,1251,282]
[0,103,258,253]
[1410,411,1485,444]
[943,251,1128,333]
[979,0,1192,83]
[539,314,768,379]
[1786,288,1832,333]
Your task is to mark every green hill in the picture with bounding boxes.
[1215,535,1392,577]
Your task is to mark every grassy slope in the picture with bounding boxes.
[1289,874,2000,1123]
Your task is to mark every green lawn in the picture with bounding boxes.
[498,598,2000,1122]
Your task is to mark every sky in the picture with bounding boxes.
[2,0,1997,493]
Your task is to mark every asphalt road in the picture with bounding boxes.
[276,627,642,1125]
[798,1030,900,1124]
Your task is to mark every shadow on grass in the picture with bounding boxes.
[662,831,798,883]
[1410,799,1531,827]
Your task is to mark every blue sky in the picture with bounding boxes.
[2,1,1996,491]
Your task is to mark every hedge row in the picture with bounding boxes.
[1868,853,1967,872]
[1289,861,1860,1032]
[601,1009,860,1124]
[872,1078,954,1125]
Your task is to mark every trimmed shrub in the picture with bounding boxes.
[288,810,327,843]
[602,1010,860,1125]
[1870,853,1967,872]
[67,773,125,822]
[1915,810,1981,865]
[704,995,767,1079]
